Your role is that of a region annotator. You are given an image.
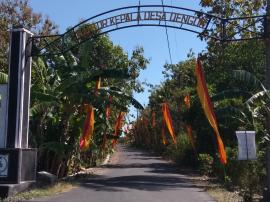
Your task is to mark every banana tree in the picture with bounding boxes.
[30,24,148,176]
[212,69,270,144]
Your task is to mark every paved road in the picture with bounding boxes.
[29,146,215,202]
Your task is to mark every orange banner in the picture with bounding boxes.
[184,94,191,109]
[95,77,101,96]
[161,119,168,145]
[162,103,177,145]
[112,112,125,148]
[114,112,125,136]
[186,125,197,156]
[195,59,227,164]
[80,105,95,150]
[152,111,156,127]
[106,95,113,119]
[101,134,107,150]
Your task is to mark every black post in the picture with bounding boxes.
[264,1,270,200]
[0,27,37,198]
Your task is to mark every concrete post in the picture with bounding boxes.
[0,27,37,198]
[0,84,8,148]
[265,1,270,201]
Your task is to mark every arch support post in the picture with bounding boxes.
[0,27,37,198]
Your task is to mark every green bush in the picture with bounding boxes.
[164,133,197,166]
[198,153,214,176]
[213,147,266,201]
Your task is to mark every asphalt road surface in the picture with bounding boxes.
[29,145,215,202]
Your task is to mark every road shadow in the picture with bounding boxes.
[77,146,204,193]
[102,162,181,173]
[79,174,205,192]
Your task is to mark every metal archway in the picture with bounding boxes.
[29,4,267,57]
[0,4,268,195]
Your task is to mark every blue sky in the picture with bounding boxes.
[29,0,207,118]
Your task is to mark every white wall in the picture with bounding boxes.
[0,84,8,148]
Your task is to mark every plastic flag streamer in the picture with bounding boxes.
[143,117,149,127]
[106,95,113,119]
[152,111,156,127]
[183,94,197,156]
[161,118,168,145]
[101,134,107,150]
[162,103,177,145]
[80,105,95,151]
[184,94,191,109]
[94,77,101,96]
[112,112,125,148]
[186,125,197,156]
[195,59,227,164]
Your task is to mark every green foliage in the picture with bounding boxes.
[27,22,149,177]
[0,0,58,72]
[214,147,266,201]
[198,153,214,176]
[0,72,8,84]
[165,134,197,166]
[128,1,268,200]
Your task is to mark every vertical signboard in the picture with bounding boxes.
[236,131,256,160]
[0,84,8,148]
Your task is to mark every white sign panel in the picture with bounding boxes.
[0,154,8,177]
[0,84,8,148]
[236,131,256,160]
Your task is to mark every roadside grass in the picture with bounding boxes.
[1,182,75,202]
[206,184,243,202]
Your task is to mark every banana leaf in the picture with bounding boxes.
[0,72,8,84]
[99,88,144,110]
[233,70,266,91]
[59,68,130,91]
[211,89,251,102]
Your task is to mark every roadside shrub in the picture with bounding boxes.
[214,147,266,201]
[198,153,214,176]
[164,133,197,166]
